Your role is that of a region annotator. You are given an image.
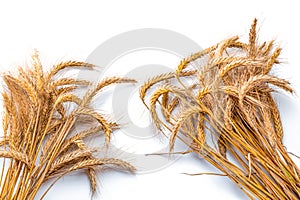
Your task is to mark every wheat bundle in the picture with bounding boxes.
[0,52,135,199]
[141,19,300,199]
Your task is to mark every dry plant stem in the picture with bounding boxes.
[0,53,135,200]
[141,19,300,199]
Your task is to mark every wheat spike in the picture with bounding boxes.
[0,150,31,168]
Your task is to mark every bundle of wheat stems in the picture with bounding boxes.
[141,19,300,199]
[0,52,135,199]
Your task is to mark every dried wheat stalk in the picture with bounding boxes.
[0,51,135,199]
[141,19,300,199]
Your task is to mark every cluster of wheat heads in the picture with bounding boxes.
[140,19,300,199]
[0,51,135,199]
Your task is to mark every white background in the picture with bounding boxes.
[1,1,300,200]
